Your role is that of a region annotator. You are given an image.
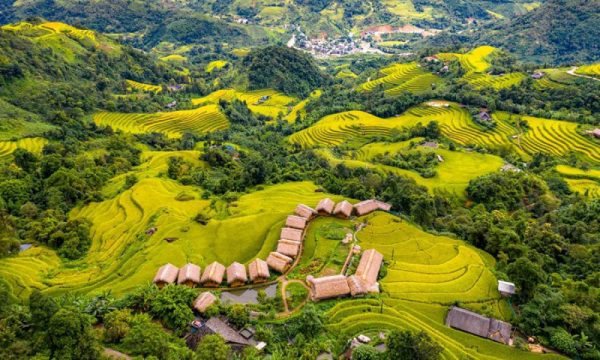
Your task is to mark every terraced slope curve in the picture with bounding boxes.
[575,63,600,78]
[93,104,228,138]
[125,80,162,93]
[359,62,441,95]
[192,89,296,118]
[0,137,48,160]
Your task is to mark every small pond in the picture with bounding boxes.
[220,283,278,305]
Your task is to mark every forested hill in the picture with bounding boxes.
[425,0,600,64]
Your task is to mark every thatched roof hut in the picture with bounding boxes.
[347,275,367,297]
[193,291,217,313]
[267,252,293,273]
[200,261,225,287]
[333,200,353,219]
[307,274,351,300]
[295,204,317,219]
[591,128,600,139]
[153,263,179,287]
[177,263,201,287]
[277,239,301,257]
[281,227,303,242]
[355,249,383,291]
[285,215,308,230]
[248,258,270,283]
[353,199,392,216]
[316,198,335,215]
[227,262,247,287]
[445,306,512,345]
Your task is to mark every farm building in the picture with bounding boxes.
[500,164,521,172]
[153,263,179,287]
[277,239,301,257]
[531,72,545,79]
[187,317,251,351]
[286,215,308,230]
[281,227,304,242]
[267,252,293,273]
[355,249,383,292]
[334,200,353,219]
[590,129,600,139]
[478,111,492,122]
[178,263,201,287]
[248,258,270,283]
[193,291,217,313]
[346,275,368,297]
[316,198,336,215]
[353,199,392,216]
[445,307,513,345]
[227,262,248,287]
[201,261,225,287]
[307,274,351,300]
[295,204,317,219]
[498,281,516,296]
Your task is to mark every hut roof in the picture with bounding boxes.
[201,261,225,284]
[308,274,351,300]
[248,258,269,281]
[277,240,301,257]
[153,263,179,284]
[347,275,368,297]
[177,263,201,284]
[445,306,512,345]
[333,200,353,218]
[267,252,293,273]
[227,262,247,284]
[355,249,383,286]
[193,291,217,313]
[295,204,317,219]
[285,215,307,230]
[498,280,515,295]
[281,227,303,242]
[204,317,251,346]
[316,198,335,214]
[592,128,600,137]
[354,199,392,216]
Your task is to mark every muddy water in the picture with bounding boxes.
[220,283,278,304]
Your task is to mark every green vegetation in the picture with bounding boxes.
[359,62,442,95]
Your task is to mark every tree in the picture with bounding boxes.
[353,344,380,360]
[122,314,170,359]
[226,304,249,329]
[103,309,132,343]
[385,330,442,360]
[195,334,230,360]
[506,257,546,301]
[47,308,100,360]
[29,290,58,331]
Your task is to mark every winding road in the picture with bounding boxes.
[566,66,600,82]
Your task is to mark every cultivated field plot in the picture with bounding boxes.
[359,62,441,95]
[192,89,296,118]
[0,178,334,298]
[0,137,48,160]
[575,63,600,78]
[205,60,229,73]
[289,102,519,150]
[556,165,600,198]
[93,104,228,138]
[517,116,600,163]
[438,46,526,90]
[125,79,162,93]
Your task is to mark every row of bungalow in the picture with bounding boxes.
[307,248,385,301]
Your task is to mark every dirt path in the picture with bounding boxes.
[279,278,310,316]
[103,348,131,360]
[567,66,600,81]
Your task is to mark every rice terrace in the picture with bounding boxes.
[0,2,598,359]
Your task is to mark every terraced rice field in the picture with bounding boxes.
[555,165,600,198]
[205,60,229,73]
[575,63,600,78]
[125,80,162,93]
[0,137,48,159]
[283,90,322,123]
[359,62,441,95]
[335,69,358,79]
[464,72,526,90]
[518,116,600,163]
[40,21,96,42]
[326,299,563,360]
[0,179,338,298]
[316,144,503,196]
[93,104,228,138]
[289,103,518,150]
[192,89,296,118]
[160,54,187,63]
